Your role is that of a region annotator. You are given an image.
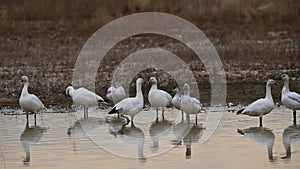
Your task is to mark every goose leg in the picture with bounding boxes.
[162,108,165,120]
[195,112,198,125]
[26,112,29,124]
[156,107,159,120]
[131,117,135,127]
[285,143,291,158]
[187,114,190,124]
[26,113,29,126]
[121,114,130,126]
[181,111,184,122]
[259,116,263,127]
[83,107,86,117]
[86,107,88,118]
[293,110,296,124]
[34,113,37,126]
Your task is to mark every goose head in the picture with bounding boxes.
[183,83,190,95]
[65,86,74,96]
[280,74,289,81]
[136,78,144,86]
[267,79,277,86]
[148,77,157,85]
[20,76,29,84]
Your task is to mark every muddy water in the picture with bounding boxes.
[1,107,300,169]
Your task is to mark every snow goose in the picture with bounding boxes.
[181,83,202,124]
[66,86,106,117]
[172,87,184,121]
[106,86,115,101]
[106,84,126,104]
[108,78,144,126]
[280,74,300,124]
[237,79,277,127]
[112,83,126,104]
[148,77,172,120]
[238,127,275,160]
[19,76,45,125]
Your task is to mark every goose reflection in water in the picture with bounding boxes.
[107,116,128,137]
[172,118,192,145]
[67,117,105,136]
[282,124,300,158]
[237,127,275,161]
[67,117,105,153]
[183,124,204,159]
[108,119,145,161]
[20,123,47,165]
[149,118,173,152]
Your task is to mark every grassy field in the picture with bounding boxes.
[0,0,299,107]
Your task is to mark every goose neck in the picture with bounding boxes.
[136,83,143,100]
[21,82,29,96]
[282,79,290,94]
[68,88,74,97]
[151,83,157,90]
[183,89,190,96]
[265,84,273,102]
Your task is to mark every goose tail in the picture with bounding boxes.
[108,106,118,114]
[236,108,245,115]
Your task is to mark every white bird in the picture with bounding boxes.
[172,87,184,121]
[148,77,172,120]
[280,74,300,124]
[181,84,202,124]
[19,76,45,125]
[66,86,106,117]
[108,78,144,126]
[238,127,275,160]
[237,79,277,127]
[106,86,114,101]
[106,83,126,104]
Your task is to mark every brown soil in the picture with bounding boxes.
[0,1,299,107]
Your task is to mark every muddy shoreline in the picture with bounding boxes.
[0,22,299,107]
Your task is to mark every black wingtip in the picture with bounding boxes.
[108,107,118,114]
[237,129,244,135]
[236,108,244,115]
[98,97,109,104]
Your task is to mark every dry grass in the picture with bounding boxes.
[1,0,299,26]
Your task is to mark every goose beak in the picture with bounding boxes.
[148,80,152,85]
[274,81,278,85]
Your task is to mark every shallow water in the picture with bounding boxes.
[1,106,300,169]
